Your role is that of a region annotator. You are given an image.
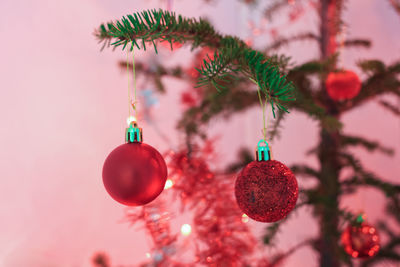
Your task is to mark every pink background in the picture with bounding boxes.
[0,0,399,266]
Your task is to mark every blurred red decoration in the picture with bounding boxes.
[326,70,361,101]
[180,91,197,108]
[341,223,380,259]
[160,40,183,50]
[126,201,177,265]
[92,252,110,267]
[244,38,253,47]
[102,143,167,206]
[235,160,298,223]
[167,144,259,266]
[120,141,280,266]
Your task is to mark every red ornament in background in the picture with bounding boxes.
[160,40,183,50]
[180,91,197,108]
[341,222,380,259]
[326,70,361,101]
[235,160,298,223]
[102,124,167,206]
[186,47,216,79]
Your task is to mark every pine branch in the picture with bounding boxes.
[265,32,320,52]
[386,195,400,223]
[268,239,314,267]
[267,108,287,141]
[290,164,321,180]
[389,0,400,16]
[343,38,371,49]
[341,134,394,156]
[264,0,291,22]
[92,253,110,267]
[378,99,400,116]
[197,44,295,114]
[97,9,296,115]
[263,222,281,246]
[226,148,253,173]
[263,200,308,246]
[340,152,400,197]
[96,9,225,50]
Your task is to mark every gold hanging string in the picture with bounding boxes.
[131,45,137,119]
[127,44,131,118]
[257,87,267,141]
[126,42,137,121]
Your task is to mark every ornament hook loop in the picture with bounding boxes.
[256,139,271,161]
[126,122,143,143]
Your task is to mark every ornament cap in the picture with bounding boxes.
[356,213,365,224]
[126,122,143,143]
[256,139,271,161]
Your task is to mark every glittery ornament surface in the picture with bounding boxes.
[235,160,298,223]
[341,223,380,258]
[326,70,361,101]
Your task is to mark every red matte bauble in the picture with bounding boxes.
[235,160,298,223]
[102,143,167,206]
[326,70,361,101]
[341,223,380,258]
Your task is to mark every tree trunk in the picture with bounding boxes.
[318,0,342,267]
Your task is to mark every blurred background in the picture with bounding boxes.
[0,0,399,266]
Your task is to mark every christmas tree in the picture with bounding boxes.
[94,1,400,266]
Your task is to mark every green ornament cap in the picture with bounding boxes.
[126,122,143,143]
[356,213,365,224]
[256,139,271,161]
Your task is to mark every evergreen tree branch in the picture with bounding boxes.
[343,38,371,49]
[197,45,295,114]
[96,9,225,50]
[290,164,321,180]
[341,134,394,156]
[265,32,320,52]
[97,9,296,114]
[268,239,314,267]
[226,148,253,173]
[268,108,287,141]
[340,152,400,197]
[263,200,308,246]
[389,0,400,16]
[264,0,291,22]
[378,99,400,116]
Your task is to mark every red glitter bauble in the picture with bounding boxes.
[102,143,167,206]
[341,223,380,259]
[234,160,298,223]
[326,70,361,101]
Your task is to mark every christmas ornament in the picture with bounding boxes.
[341,219,380,259]
[326,70,361,101]
[102,122,168,206]
[235,140,298,223]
